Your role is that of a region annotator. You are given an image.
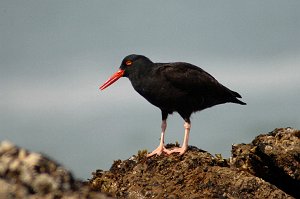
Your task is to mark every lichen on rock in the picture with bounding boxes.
[0,140,112,199]
[231,127,300,198]
[1,127,299,199]
[90,139,295,198]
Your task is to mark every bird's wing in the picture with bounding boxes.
[156,62,222,94]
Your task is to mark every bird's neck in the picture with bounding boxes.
[128,63,153,82]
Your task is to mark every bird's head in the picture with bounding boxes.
[100,54,152,90]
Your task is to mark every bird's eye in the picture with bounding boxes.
[125,60,133,66]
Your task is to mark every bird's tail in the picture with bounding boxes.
[231,97,247,105]
[229,90,247,105]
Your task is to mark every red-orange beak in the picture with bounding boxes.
[99,69,125,90]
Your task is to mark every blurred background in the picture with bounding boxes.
[1,1,299,179]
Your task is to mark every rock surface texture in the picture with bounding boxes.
[1,128,299,198]
[231,128,300,198]
[90,128,299,198]
[0,141,112,199]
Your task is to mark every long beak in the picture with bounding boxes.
[99,69,125,90]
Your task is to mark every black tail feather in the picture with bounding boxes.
[232,98,247,105]
[231,90,242,98]
[229,89,246,105]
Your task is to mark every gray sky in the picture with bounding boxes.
[1,1,300,179]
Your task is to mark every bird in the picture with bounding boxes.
[100,54,246,157]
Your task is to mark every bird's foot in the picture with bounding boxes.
[147,145,172,157]
[169,146,188,155]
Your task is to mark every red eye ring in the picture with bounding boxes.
[126,60,132,66]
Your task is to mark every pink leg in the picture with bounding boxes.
[169,121,191,155]
[147,120,172,157]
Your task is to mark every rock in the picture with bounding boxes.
[0,140,113,199]
[89,144,293,198]
[2,127,299,198]
[231,127,300,198]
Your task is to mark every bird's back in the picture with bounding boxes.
[128,61,245,114]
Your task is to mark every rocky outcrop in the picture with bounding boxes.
[0,141,112,199]
[231,128,300,198]
[89,128,299,198]
[1,128,299,198]
[89,147,291,198]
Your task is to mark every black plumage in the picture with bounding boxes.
[100,54,246,156]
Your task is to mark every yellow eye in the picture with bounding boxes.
[125,60,132,66]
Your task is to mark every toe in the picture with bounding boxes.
[169,147,187,155]
[163,147,172,155]
[147,151,158,157]
[147,146,171,157]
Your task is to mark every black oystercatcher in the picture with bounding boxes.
[100,54,246,157]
